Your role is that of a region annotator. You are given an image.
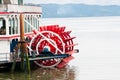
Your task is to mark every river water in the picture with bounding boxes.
[1,16,120,80]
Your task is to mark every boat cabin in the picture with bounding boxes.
[0,0,42,62]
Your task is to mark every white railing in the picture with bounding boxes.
[0,4,42,13]
[0,53,10,62]
[0,5,7,11]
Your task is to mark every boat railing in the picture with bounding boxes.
[0,5,7,12]
[0,53,10,62]
[0,4,42,13]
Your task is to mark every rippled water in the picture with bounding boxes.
[0,66,75,80]
[1,16,120,80]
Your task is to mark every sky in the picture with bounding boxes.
[24,0,120,5]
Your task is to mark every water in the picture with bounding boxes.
[1,16,120,80]
[0,67,75,80]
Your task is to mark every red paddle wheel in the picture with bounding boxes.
[28,25,78,68]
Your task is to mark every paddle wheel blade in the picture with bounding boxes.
[64,37,76,42]
[27,25,78,68]
[56,61,67,69]
[63,56,74,63]
[56,56,74,69]
[66,49,79,55]
[61,31,72,35]
[57,27,66,33]
[65,43,78,48]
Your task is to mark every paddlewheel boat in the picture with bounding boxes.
[0,0,78,69]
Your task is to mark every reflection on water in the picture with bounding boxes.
[0,66,75,80]
[32,66,75,80]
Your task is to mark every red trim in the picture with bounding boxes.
[0,33,34,40]
[0,12,10,14]
[0,12,42,14]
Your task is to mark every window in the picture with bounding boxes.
[12,18,15,34]
[9,18,12,34]
[24,18,28,33]
[18,0,23,5]
[14,18,18,34]
[28,18,31,32]
[33,17,36,29]
[9,18,16,35]
[0,18,6,35]
[0,0,2,4]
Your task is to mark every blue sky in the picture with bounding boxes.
[24,0,120,5]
